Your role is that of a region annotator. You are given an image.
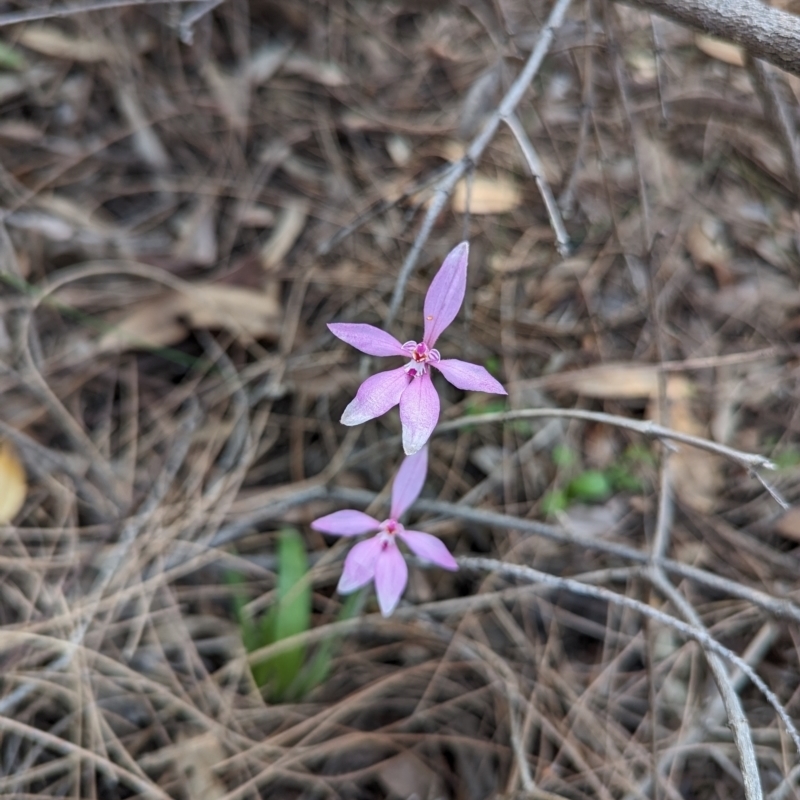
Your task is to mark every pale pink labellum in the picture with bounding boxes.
[330,241,507,454]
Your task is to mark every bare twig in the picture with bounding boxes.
[328,486,800,625]
[617,0,800,77]
[747,57,800,197]
[0,0,198,27]
[505,113,571,256]
[650,571,763,800]
[457,556,800,758]
[179,0,227,45]
[436,407,776,471]
[384,0,574,328]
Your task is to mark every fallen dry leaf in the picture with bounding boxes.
[260,198,309,271]
[99,284,282,352]
[98,293,188,352]
[695,34,745,67]
[539,363,660,399]
[173,734,227,800]
[774,507,800,542]
[656,376,723,514]
[185,284,281,338]
[19,25,116,63]
[0,440,26,523]
[686,217,733,285]
[452,174,522,215]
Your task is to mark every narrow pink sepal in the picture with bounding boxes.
[398,529,458,571]
[390,446,428,520]
[374,543,408,616]
[340,366,410,426]
[337,537,382,594]
[423,241,469,347]
[435,358,507,395]
[328,323,407,358]
[399,373,440,455]
[311,509,381,536]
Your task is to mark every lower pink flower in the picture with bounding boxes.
[311,447,457,616]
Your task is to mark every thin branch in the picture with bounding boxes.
[0,0,198,27]
[436,407,776,471]
[617,0,800,77]
[650,570,763,800]
[328,486,800,625]
[384,0,574,328]
[505,113,571,256]
[747,57,800,197]
[457,555,800,758]
[178,0,226,44]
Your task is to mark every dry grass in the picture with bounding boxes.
[0,1,800,798]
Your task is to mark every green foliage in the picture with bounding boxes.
[542,444,653,516]
[0,42,25,71]
[483,355,501,376]
[773,447,800,470]
[228,529,361,702]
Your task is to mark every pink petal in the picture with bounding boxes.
[311,509,381,537]
[435,358,507,394]
[374,543,408,616]
[399,372,440,456]
[397,530,458,571]
[328,323,407,358]
[423,241,469,347]
[341,367,411,426]
[337,537,382,594]
[390,447,428,520]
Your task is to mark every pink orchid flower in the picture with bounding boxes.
[329,241,507,455]
[311,447,457,616]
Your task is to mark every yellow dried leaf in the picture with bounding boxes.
[20,25,115,63]
[695,35,745,67]
[686,217,732,284]
[0,440,26,524]
[541,363,660,399]
[99,284,282,352]
[174,734,227,800]
[260,199,309,271]
[98,294,188,352]
[452,175,522,215]
[185,284,281,339]
[654,377,723,513]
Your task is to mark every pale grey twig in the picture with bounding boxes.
[505,113,571,256]
[747,57,800,197]
[0,401,200,717]
[385,0,575,328]
[178,0,227,45]
[0,0,197,27]
[328,486,800,625]
[457,555,800,758]
[436,407,776,471]
[650,570,763,800]
[616,0,800,77]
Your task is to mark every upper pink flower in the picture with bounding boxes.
[311,447,457,616]
[329,241,507,454]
